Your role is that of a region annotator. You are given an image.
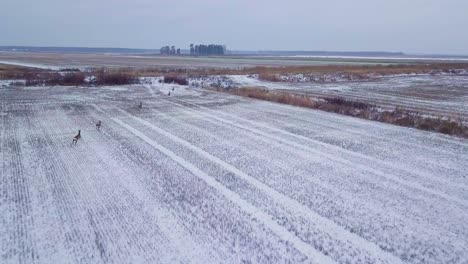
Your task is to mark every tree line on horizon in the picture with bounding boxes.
[160,46,181,55]
[160,44,226,56]
[190,44,225,56]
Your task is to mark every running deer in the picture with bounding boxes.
[138,102,143,109]
[168,91,171,96]
[72,130,81,145]
[96,120,101,130]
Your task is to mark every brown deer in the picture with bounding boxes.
[72,130,81,145]
[138,102,143,109]
[96,120,101,130]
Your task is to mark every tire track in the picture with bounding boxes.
[91,104,309,263]
[114,110,406,264]
[112,117,336,264]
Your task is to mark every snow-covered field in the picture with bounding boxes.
[199,74,468,120]
[1,81,467,263]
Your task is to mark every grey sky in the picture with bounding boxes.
[1,0,467,54]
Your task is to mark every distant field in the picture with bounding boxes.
[219,74,468,121]
[0,51,454,70]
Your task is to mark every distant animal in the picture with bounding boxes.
[168,91,171,96]
[172,87,174,91]
[138,102,143,108]
[72,130,81,145]
[96,120,101,130]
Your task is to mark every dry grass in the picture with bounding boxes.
[224,87,316,108]
[94,69,138,85]
[104,63,468,85]
[18,68,138,86]
[0,64,45,79]
[5,62,468,82]
[163,75,189,85]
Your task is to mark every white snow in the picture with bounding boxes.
[1,81,467,263]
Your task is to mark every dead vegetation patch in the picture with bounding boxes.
[163,75,189,85]
[94,69,138,85]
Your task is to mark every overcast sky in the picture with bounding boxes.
[1,0,467,55]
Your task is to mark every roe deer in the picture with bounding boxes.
[72,130,81,145]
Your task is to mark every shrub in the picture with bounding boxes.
[324,97,374,110]
[47,72,86,86]
[258,73,281,82]
[163,75,188,85]
[95,70,138,85]
[23,72,86,86]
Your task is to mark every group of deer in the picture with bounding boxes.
[72,94,171,145]
[72,120,101,146]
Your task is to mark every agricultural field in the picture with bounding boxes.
[206,73,468,120]
[1,77,467,263]
[0,51,436,70]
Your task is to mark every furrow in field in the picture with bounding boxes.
[36,104,117,263]
[0,103,37,264]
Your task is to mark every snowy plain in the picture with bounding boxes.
[1,80,467,263]
[195,74,468,120]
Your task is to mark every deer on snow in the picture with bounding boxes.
[138,102,143,109]
[96,120,101,130]
[72,130,81,145]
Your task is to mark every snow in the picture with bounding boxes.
[196,74,468,119]
[1,81,467,263]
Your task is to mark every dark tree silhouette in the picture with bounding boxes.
[189,44,225,56]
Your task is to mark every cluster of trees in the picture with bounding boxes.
[190,44,225,56]
[160,46,181,55]
[159,44,226,56]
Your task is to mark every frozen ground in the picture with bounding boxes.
[0,52,397,70]
[1,81,467,263]
[205,74,468,120]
